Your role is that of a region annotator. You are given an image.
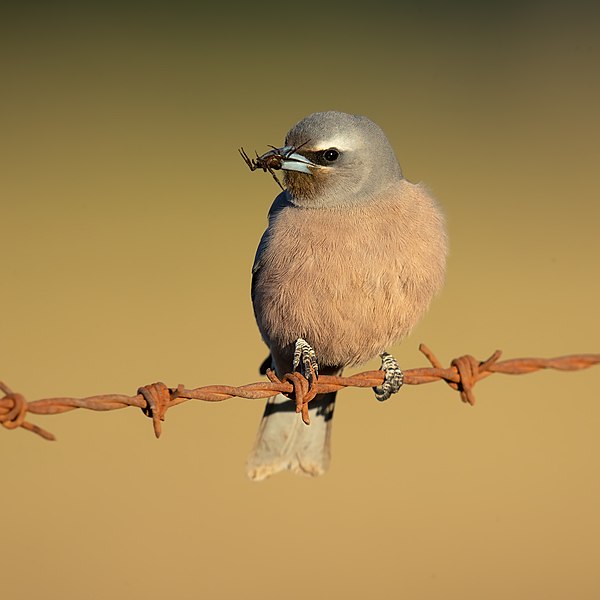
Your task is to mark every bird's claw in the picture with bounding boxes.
[373,352,404,401]
[292,338,319,387]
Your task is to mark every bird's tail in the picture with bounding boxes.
[246,391,337,481]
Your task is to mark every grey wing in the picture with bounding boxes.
[251,238,272,375]
[251,190,292,307]
[250,229,268,313]
[251,191,292,373]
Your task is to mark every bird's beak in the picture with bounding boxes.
[280,147,315,174]
[262,146,316,175]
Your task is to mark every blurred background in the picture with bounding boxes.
[2,1,599,598]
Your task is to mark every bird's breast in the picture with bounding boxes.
[252,183,447,368]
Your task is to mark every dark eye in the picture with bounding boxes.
[323,148,340,162]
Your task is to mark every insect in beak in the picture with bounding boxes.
[239,140,314,189]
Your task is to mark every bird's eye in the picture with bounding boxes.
[323,148,340,162]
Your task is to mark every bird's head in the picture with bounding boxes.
[269,111,404,208]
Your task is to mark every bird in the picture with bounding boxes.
[244,111,448,481]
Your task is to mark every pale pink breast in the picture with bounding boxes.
[253,182,447,368]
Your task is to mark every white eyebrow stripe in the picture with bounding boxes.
[310,134,352,150]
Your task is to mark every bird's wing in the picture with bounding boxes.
[251,190,291,301]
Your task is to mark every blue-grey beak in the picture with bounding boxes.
[263,146,315,174]
[280,146,315,174]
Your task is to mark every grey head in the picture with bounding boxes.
[276,111,404,208]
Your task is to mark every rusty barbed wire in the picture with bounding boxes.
[1,344,599,441]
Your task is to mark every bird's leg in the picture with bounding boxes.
[292,338,319,386]
[373,352,404,401]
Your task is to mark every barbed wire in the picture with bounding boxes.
[1,344,598,442]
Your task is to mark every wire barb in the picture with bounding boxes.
[1,346,599,441]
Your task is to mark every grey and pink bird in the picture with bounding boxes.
[242,111,447,481]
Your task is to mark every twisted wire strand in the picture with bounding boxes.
[1,344,599,441]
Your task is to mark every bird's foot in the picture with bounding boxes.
[373,352,404,402]
[287,338,320,425]
[292,338,319,386]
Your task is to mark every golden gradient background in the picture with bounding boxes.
[2,2,599,598]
